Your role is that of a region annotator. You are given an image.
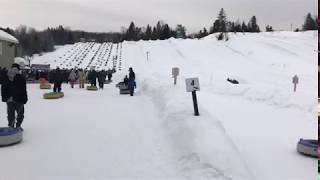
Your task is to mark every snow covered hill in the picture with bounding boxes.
[1,31,317,180]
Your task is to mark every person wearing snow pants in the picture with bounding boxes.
[128,80,136,96]
[7,102,24,128]
[1,63,28,129]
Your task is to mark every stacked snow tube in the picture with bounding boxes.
[297,139,318,158]
[0,127,23,146]
[87,86,98,91]
[43,92,64,99]
[40,84,51,89]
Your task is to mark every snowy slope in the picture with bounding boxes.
[1,31,317,180]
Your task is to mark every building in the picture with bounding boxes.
[0,30,19,68]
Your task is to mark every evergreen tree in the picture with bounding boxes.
[217,8,227,32]
[241,21,248,32]
[145,25,152,40]
[126,22,137,41]
[175,24,186,39]
[248,16,260,32]
[303,13,317,30]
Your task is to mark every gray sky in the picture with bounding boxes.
[0,0,317,33]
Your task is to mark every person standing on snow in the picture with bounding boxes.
[97,70,106,89]
[52,67,64,93]
[88,68,98,87]
[77,69,86,89]
[1,63,28,130]
[292,75,299,92]
[68,69,77,88]
[128,67,136,96]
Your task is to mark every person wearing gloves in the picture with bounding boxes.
[1,63,28,131]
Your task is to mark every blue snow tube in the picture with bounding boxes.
[0,127,23,147]
[297,139,318,158]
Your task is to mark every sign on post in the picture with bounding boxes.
[185,78,200,92]
[172,67,180,85]
[185,78,200,116]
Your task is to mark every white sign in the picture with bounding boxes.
[172,67,180,77]
[186,78,200,92]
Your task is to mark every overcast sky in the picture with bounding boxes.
[0,0,317,33]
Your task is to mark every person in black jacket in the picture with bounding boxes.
[52,67,64,93]
[88,69,97,87]
[1,63,28,130]
[97,70,106,89]
[128,67,136,96]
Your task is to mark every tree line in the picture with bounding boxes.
[0,9,317,57]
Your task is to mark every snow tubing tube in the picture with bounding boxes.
[43,92,64,99]
[0,127,23,146]
[87,86,98,91]
[120,89,130,95]
[104,80,112,84]
[40,84,51,89]
[297,139,318,158]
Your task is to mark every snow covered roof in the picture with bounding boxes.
[0,30,19,44]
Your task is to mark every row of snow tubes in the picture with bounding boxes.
[296,139,318,158]
[0,127,23,146]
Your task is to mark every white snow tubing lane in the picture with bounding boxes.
[297,139,318,158]
[0,127,23,147]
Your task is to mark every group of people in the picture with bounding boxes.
[48,68,115,92]
[0,62,137,131]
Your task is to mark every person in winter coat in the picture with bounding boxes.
[52,67,64,93]
[97,70,107,89]
[107,69,113,81]
[88,69,97,87]
[128,67,136,96]
[1,63,28,130]
[128,67,135,81]
[68,69,77,88]
[77,69,86,89]
[123,75,129,86]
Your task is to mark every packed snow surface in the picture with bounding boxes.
[1,31,317,180]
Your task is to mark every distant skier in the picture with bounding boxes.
[292,75,299,92]
[1,63,28,130]
[52,67,64,93]
[68,69,77,88]
[128,67,136,96]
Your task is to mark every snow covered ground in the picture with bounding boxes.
[0,31,317,180]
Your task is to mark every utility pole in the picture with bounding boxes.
[146,51,150,61]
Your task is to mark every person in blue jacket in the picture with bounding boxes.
[128,67,136,96]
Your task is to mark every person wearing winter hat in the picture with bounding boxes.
[1,63,28,131]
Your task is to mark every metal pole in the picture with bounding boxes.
[192,91,199,116]
[146,51,150,61]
